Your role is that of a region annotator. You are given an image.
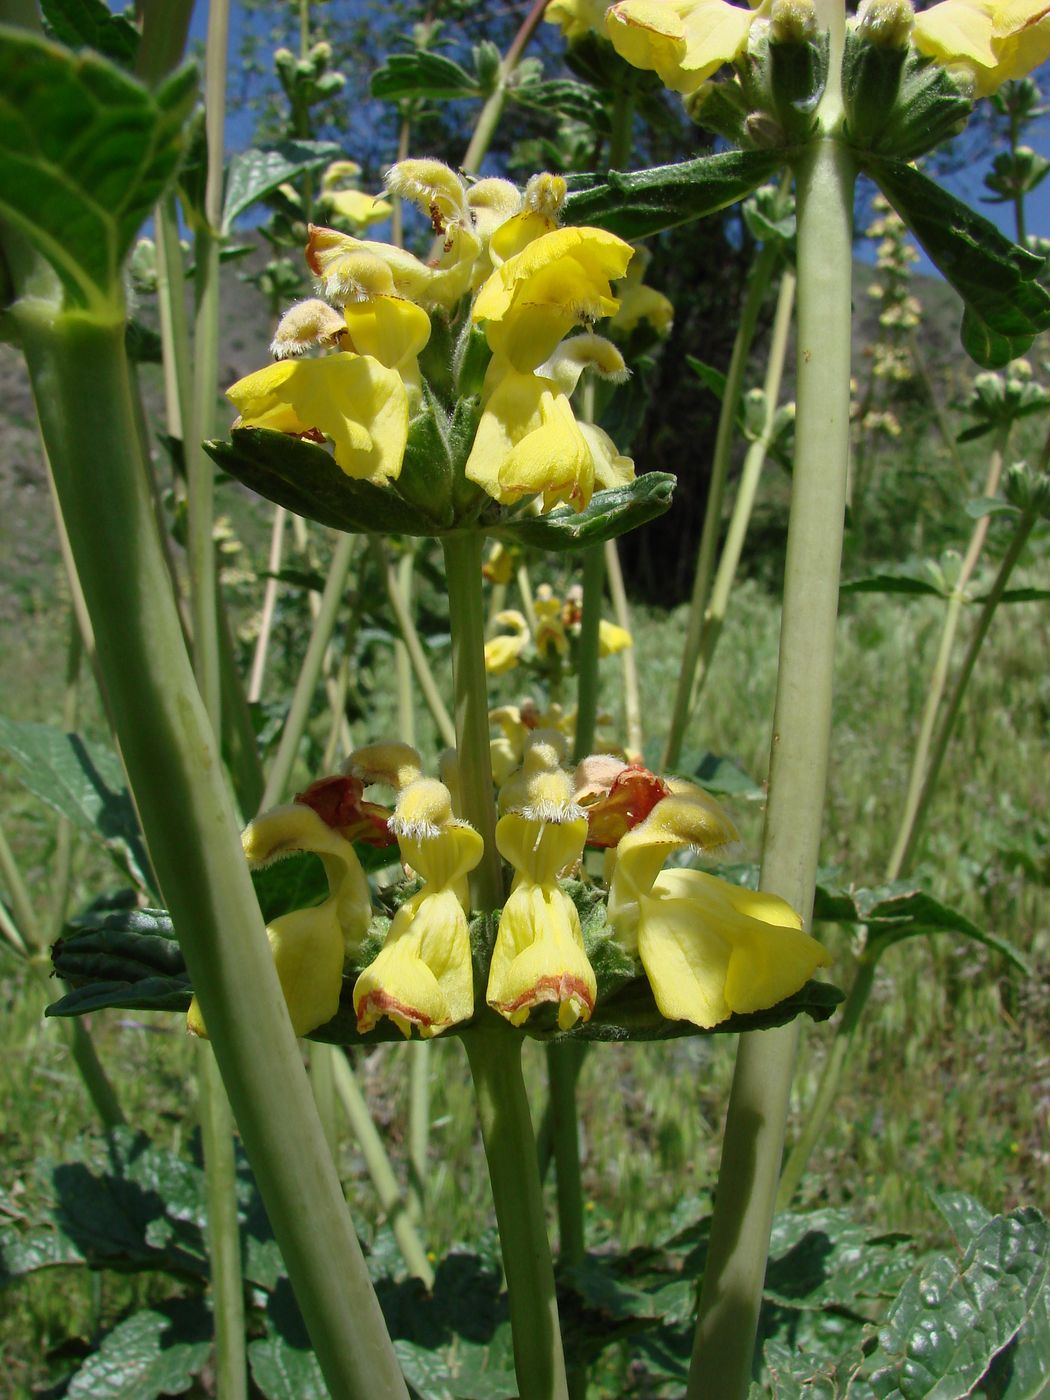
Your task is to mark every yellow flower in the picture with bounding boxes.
[488,736,596,1029]
[187,803,372,1040]
[606,795,829,1028]
[473,225,634,373]
[534,584,569,658]
[306,221,476,311]
[485,610,531,674]
[606,0,759,93]
[599,619,633,655]
[488,173,569,267]
[323,188,394,230]
[912,0,1050,95]
[353,776,483,1038]
[226,352,408,485]
[546,0,616,40]
[464,361,595,510]
[608,246,675,336]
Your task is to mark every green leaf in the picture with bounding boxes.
[49,909,191,1016]
[864,157,1050,368]
[693,752,766,802]
[510,78,611,131]
[563,149,783,239]
[817,881,1031,974]
[490,473,675,551]
[205,428,442,536]
[867,1208,1050,1399]
[67,1300,212,1398]
[222,140,340,235]
[0,30,195,309]
[966,495,1021,519]
[40,0,139,66]
[931,1191,994,1249]
[840,574,944,598]
[370,50,482,102]
[0,716,152,889]
[979,1289,1050,1399]
[987,587,1050,604]
[686,355,729,402]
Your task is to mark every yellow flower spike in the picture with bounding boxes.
[346,740,424,792]
[606,0,759,94]
[485,610,531,675]
[269,299,347,359]
[464,362,595,510]
[474,226,634,373]
[537,333,630,396]
[599,619,633,655]
[912,0,1050,95]
[606,795,829,1029]
[187,803,373,1041]
[533,585,569,658]
[353,776,483,1038]
[227,352,408,485]
[488,736,595,1028]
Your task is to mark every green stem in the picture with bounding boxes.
[49,616,82,932]
[689,11,854,1390]
[573,545,605,761]
[135,0,194,88]
[396,548,417,746]
[323,650,353,771]
[664,238,782,770]
[371,535,455,750]
[0,824,41,948]
[898,501,1039,874]
[17,310,406,1398]
[249,506,288,703]
[776,950,878,1207]
[688,269,797,714]
[886,433,1007,880]
[604,539,642,758]
[261,532,358,810]
[545,1043,585,1273]
[459,0,548,174]
[330,1048,435,1288]
[517,561,539,636]
[309,1039,339,1157]
[407,1040,430,1225]
[197,1042,248,1400]
[441,534,502,909]
[464,1034,569,1400]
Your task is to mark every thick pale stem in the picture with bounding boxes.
[441,534,502,910]
[18,311,406,1399]
[407,1041,430,1224]
[664,238,782,770]
[330,1048,434,1288]
[690,15,854,1391]
[688,270,797,713]
[464,1034,569,1400]
[261,532,357,810]
[309,1039,339,1157]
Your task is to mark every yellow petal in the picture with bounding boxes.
[266,904,346,1037]
[353,888,474,1038]
[609,791,740,907]
[578,420,636,492]
[497,811,588,885]
[599,619,633,655]
[343,295,431,370]
[324,189,394,229]
[227,353,408,485]
[486,882,596,1028]
[608,0,755,91]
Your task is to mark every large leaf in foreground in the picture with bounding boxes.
[865,157,1050,368]
[40,0,139,65]
[563,150,781,239]
[0,28,195,309]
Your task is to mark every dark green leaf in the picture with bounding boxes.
[931,1191,993,1249]
[693,752,765,802]
[222,140,340,234]
[49,908,191,1016]
[765,1209,918,1318]
[0,31,195,308]
[979,1288,1050,1399]
[126,316,163,363]
[67,1301,212,1398]
[840,573,944,597]
[511,78,610,131]
[988,587,1050,604]
[687,356,728,402]
[205,428,441,536]
[40,0,139,66]
[490,473,675,551]
[252,850,329,923]
[864,157,1050,368]
[0,717,152,889]
[867,1209,1050,1398]
[370,51,481,102]
[260,566,327,592]
[563,150,783,239]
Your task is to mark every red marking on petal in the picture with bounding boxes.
[295,775,396,847]
[585,765,670,848]
[497,973,594,1020]
[356,989,444,1033]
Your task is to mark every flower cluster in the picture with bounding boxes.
[484,581,633,675]
[226,161,652,515]
[198,738,829,1042]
